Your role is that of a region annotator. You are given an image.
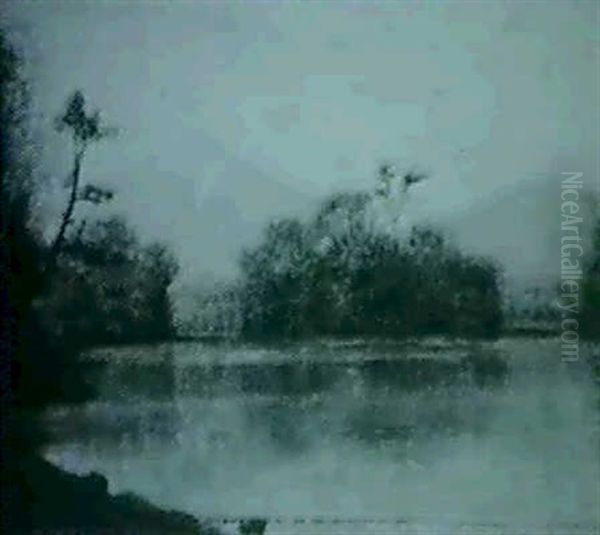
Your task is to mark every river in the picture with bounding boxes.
[43,337,599,534]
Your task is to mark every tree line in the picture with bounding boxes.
[235,170,600,342]
[237,171,504,340]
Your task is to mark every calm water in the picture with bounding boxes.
[43,338,600,533]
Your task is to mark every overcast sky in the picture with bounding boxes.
[3,0,599,292]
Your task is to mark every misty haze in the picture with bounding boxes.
[1,2,599,534]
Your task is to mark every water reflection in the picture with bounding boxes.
[44,338,599,530]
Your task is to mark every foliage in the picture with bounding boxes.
[42,89,178,345]
[44,216,179,345]
[0,33,193,531]
[238,181,503,340]
[54,90,117,147]
[0,32,179,461]
[0,30,93,427]
[582,215,600,338]
[49,90,117,265]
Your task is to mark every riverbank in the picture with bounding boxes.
[3,453,221,534]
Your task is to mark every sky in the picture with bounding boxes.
[2,0,599,295]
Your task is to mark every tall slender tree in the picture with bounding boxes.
[48,91,116,269]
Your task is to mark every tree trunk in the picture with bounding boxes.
[48,149,83,269]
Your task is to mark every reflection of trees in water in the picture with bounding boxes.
[342,386,496,454]
[50,344,509,458]
[45,402,181,451]
[98,356,177,402]
[170,350,507,398]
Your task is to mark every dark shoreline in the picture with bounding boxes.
[4,454,221,534]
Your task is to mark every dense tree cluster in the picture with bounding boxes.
[42,216,179,345]
[239,188,503,339]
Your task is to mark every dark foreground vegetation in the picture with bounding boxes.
[0,31,204,533]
